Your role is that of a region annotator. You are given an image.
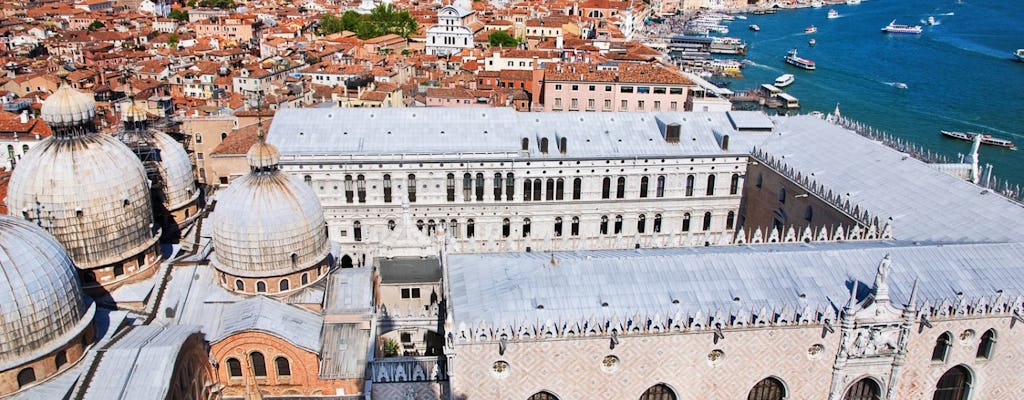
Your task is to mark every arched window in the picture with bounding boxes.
[502,218,511,238]
[654,214,662,233]
[726,211,736,230]
[556,178,565,200]
[706,175,716,196]
[406,174,417,203]
[573,178,582,200]
[226,358,242,378]
[533,179,542,201]
[639,383,677,400]
[279,279,290,291]
[256,281,267,293]
[494,173,503,200]
[521,137,530,151]
[656,175,666,197]
[602,177,611,199]
[343,176,354,202]
[221,132,228,141]
[756,173,763,188]
[21,144,28,154]
[353,221,362,242]
[476,173,485,201]
[932,332,953,362]
[560,137,568,154]
[546,178,555,201]
[450,219,459,238]
[250,352,267,377]
[616,177,626,198]
[637,214,646,233]
[383,174,392,203]
[462,173,472,201]
[522,218,531,237]
[524,179,533,201]
[778,187,787,204]
[303,175,312,186]
[540,137,549,153]
[571,216,580,236]
[17,368,35,388]
[416,220,424,231]
[275,357,291,377]
[600,215,609,235]
[467,219,475,238]
[506,173,515,201]
[639,176,649,198]
[977,329,996,359]
[730,173,741,195]
[614,215,623,234]
[528,391,559,400]
[748,377,786,400]
[55,349,68,369]
[388,220,396,230]
[685,175,695,196]
[301,273,309,285]
[703,212,712,231]
[554,217,563,237]
[844,378,880,400]
[427,220,436,235]
[933,365,972,400]
[682,213,691,232]
[235,279,244,291]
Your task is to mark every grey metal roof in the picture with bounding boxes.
[726,110,774,130]
[266,108,751,159]
[212,296,323,353]
[447,242,1024,328]
[82,325,202,400]
[379,257,442,284]
[751,116,1024,243]
[318,323,370,380]
[325,267,374,316]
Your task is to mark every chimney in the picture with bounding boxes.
[556,33,563,50]
[19,110,29,124]
[664,123,680,143]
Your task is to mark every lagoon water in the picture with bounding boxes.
[720,0,1024,184]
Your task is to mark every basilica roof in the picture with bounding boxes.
[0,216,95,371]
[40,76,96,129]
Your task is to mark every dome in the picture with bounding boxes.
[211,167,329,278]
[121,100,149,123]
[0,216,94,371]
[151,132,199,210]
[40,82,96,128]
[6,133,157,269]
[246,141,280,171]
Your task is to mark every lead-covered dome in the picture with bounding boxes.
[41,79,96,128]
[211,140,329,278]
[152,132,199,210]
[0,216,94,371]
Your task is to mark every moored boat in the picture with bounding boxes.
[881,20,923,34]
[827,9,839,19]
[925,16,937,25]
[941,130,1017,150]
[808,38,816,46]
[774,73,795,87]
[1015,49,1024,62]
[784,48,816,70]
[805,25,818,34]
[846,0,861,4]
[749,24,760,31]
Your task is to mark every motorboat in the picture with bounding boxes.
[784,48,816,70]
[805,25,818,34]
[808,38,817,46]
[941,130,1017,150]
[1015,49,1024,62]
[827,9,839,19]
[749,24,760,31]
[881,20,923,34]
[774,73,795,87]
[925,16,937,25]
[846,0,861,4]
[811,1,824,8]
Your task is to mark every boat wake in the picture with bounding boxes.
[883,81,909,89]
[920,19,940,25]
[940,12,955,16]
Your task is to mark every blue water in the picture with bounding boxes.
[719,0,1024,183]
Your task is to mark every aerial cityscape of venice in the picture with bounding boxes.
[0,0,1021,398]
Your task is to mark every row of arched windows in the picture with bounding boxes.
[932,329,996,363]
[14,349,71,389]
[225,352,291,379]
[231,272,310,293]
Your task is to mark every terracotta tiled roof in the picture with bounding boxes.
[545,62,691,85]
[211,123,259,155]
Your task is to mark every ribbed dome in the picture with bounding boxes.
[211,169,330,278]
[121,101,148,123]
[41,82,96,128]
[0,216,94,371]
[246,141,280,170]
[7,133,157,269]
[151,132,199,210]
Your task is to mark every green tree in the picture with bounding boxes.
[167,9,189,22]
[381,338,400,357]
[340,10,362,32]
[488,31,518,47]
[167,32,180,48]
[186,0,196,6]
[198,0,234,9]
[357,4,418,39]
[88,20,105,31]
[317,13,345,35]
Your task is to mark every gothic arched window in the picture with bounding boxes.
[639,384,677,400]
[933,365,972,400]
[527,391,559,400]
[685,175,695,196]
[932,332,953,362]
[748,377,786,400]
[843,378,880,400]
[977,329,996,359]
[730,173,740,195]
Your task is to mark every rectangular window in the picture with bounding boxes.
[604,99,612,110]
[554,98,562,109]
[605,85,612,92]
[669,87,684,95]
[670,101,678,111]
[637,87,651,94]
[571,85,579,91]
[588,99,595,110]
[620,100,628,111]
[653,101,661,111]
[653,87,666,94]
[637,100,645,111]
[411,288,421,298]
[401,288,410,298]
[620,86,634,93]
[588,85,596,91]
[570,98,578,110]
[555,84,562,90]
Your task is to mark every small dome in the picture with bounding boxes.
[7,133,157,269]
[211,169,330,278]
[246,140,280,170]
[41,82,96,128]
[121,101,149,123]
[0,216,94,370]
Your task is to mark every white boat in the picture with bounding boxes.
[1016,49,1024,62]
[749,24,760,31]
[784,48,816,70]
[774,73,795,87]
[808,38,817,46]
[941,130,1017,150]
[846,0,861,4]
[811,1,824,8]
[735,15,747,20]
[881,20,923,34]
[827,9,839,19]
[925,16,937,25]
[804,25,818,34]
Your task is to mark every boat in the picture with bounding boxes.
[925,16,937,25]
[810,1,824,8]
[846,0,861,4]
[805,25,818,34]
[749,24,760,31]
[1015,49,1024,62]
[735,15,747,20]
[941,130,1017,150]
[774,73,795,87]
[808,38,816,46]
[827,9,839,19]
[784,48,816,70]
[881,20,923,34]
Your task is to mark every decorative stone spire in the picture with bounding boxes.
[845,280,859,312]
[245,96,280,172]
[873,254,892,303]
